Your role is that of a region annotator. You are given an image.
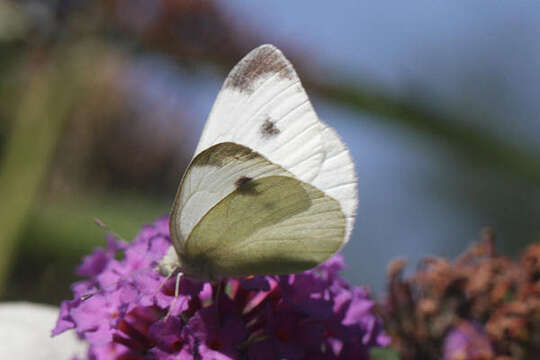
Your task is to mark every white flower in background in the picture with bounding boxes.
[0,302,86,359]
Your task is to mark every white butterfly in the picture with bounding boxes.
[158,44,357,284]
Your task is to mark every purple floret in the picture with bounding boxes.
[443,321,494,360]
[53,216,388,359]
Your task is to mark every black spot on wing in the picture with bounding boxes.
[235,176,252,187]
[224,45,294,94]
[260,118,280,138]
[234,176,258,195]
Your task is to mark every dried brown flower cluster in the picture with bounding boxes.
[103,0,251,66]
[380,229,540,360]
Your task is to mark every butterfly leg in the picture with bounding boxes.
[153,271,173,298]
[212,280,225,326]
[165,271,183,320]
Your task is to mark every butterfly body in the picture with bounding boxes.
[159,45,357,281]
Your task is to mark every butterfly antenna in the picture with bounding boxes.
[153,271,174,297]
[94,218,127,242]
[165,272,183,320]
[94,218,163,264]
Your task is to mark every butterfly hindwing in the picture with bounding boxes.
[182,175,345,278]
[312,126,357,241]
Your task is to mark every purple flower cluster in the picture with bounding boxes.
[53,217,389,359]
[443,321,494,360]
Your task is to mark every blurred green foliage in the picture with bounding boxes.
[0,53,80,293]
[4,192,167,303]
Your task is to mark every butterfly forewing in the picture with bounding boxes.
[195,45,326,185]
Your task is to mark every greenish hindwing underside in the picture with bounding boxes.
[182,175,346,278]
[169,142,293,255]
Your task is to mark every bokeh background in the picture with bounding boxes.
[1,0,539,305]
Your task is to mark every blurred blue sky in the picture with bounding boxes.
[127,1,540,292]
[226,0,540,149]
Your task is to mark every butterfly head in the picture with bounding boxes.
[158,246,220,282]
[157,246,183,278]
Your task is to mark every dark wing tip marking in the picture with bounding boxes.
[224,45,294,94]
[260,118,280,138]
